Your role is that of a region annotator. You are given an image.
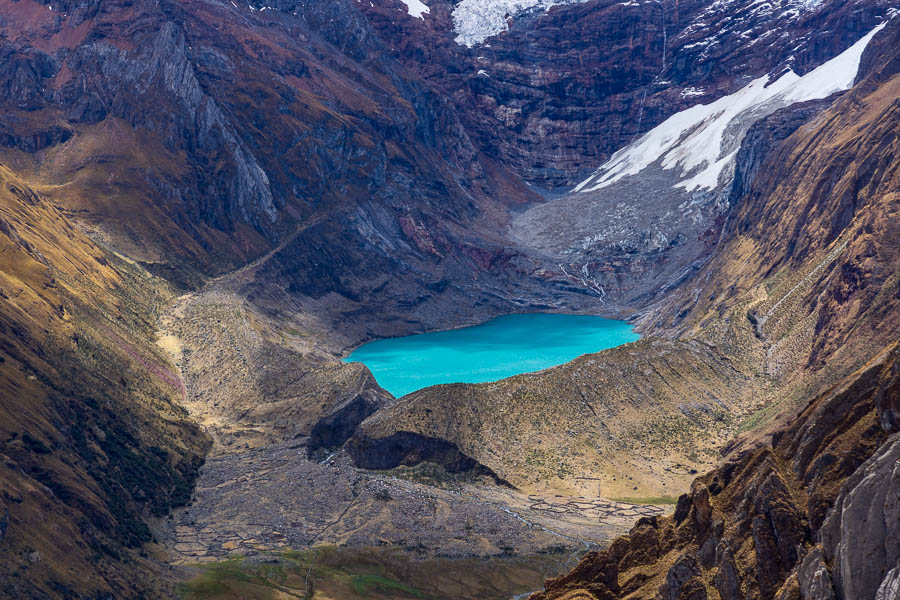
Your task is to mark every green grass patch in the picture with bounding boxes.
[351,574,429,598]
[179,558,302,599]
[179,560,266,598]
[180,546,563,600]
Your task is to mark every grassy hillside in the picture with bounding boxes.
[0,162,210,598]
[178,546,563,600]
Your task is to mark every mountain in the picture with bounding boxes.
[0,0,898,597]
[364,0,894,186]
[530,15,900,599]
[532,343,900,600]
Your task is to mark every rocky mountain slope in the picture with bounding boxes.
[529,16,900,599]
[3,0,893,330]
[0,0,566,324]
[346,16,899,499]
[532,342,900,600]
[647,13,900,399]
[364,0,895,187]
[356,0,897,313]
[506,18,885,311]
[0,162,208,598]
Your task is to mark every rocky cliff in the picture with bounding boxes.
[365,0,896,187]
[0,0,547,312]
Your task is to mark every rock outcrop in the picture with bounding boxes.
[816,433,900,600]
[347,430,512,485]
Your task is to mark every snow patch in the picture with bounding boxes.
[575,23,886,194]
[402,0,430,19]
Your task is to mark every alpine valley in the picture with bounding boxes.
[0,0,898,598]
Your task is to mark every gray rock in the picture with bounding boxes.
[661,555,706,600]
[820,434,900,600]
[0,506,8,543]
[698,519,724,568]
[797,546,836,600]
[714,544,742,600]
[875,568,900,600]
[68,22,278,227]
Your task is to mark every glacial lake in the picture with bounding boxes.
[344,313,639,397]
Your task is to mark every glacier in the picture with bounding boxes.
[452,0,591,46]
[574,21,887,194]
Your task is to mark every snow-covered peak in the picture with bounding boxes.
[574,22,886,194]
[452,0,591,47]
[403,0,429,19]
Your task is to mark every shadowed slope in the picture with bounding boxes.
[0,162,209,598]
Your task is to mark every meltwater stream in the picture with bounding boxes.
[345,313,639,397]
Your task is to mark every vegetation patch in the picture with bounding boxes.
[350,574,428,597]
[180,546,561,600]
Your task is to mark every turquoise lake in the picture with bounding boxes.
[344,313,639,397]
